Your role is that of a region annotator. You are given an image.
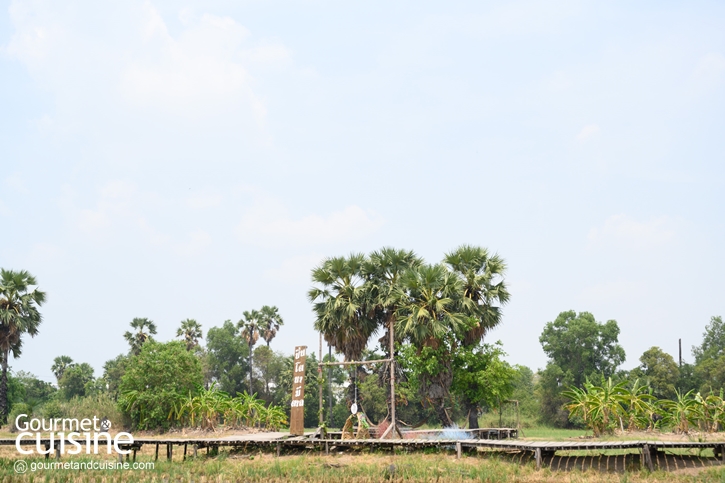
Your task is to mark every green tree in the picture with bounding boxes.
[538,311,625,427]
[0,269,46,423]
[176,318,203,351]
[509,365,539,419]
[103,354,130,400]
[253,345,284,402]
[206,321,249,396]
[692,316,725,393]
[239,310,260,394]
[362,247,422,425]
[309,254,376,404]
[692,316,725,364]
[259,306,284,347]
[630,346,679,399]
[451,342,516,428]
[396,264,468,427]
[59,363,95,400]
[118,340,203,430]
[444,245,510,428]
[123,317,157,355]
[51,356,74,386]
[12,371,56,410]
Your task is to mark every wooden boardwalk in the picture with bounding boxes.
[3,433,724,472]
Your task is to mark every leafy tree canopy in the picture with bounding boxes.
[118,340,203,430]
[630,346,679,400]
[539,310,625,388]
[692,316,725,365]
[206,320,249,396]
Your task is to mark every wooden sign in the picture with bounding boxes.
[290,345,307,435]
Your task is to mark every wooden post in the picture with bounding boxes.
[319,332,324,428]
[193,444,198,458]
[720,444,724,463]
[55,446,61,459]
[535,448,542,470]
[183,443,188,461]
[155,443,159,461]
[45,443,50,460]
[168,443,173,462]
[389,318,400,439]
[118,452,123,463]
[642,444,654,472]
[456,442,462,459]
[276,442,281,457]
[133,448,137,462]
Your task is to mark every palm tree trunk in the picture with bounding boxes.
[465,398,479,429]
[248,343,253,394]
[0,350,8,424]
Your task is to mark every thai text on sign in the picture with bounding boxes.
[290,345,307,435]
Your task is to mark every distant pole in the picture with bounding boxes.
[319,332,324,427]
[679,338,682,367]
[328,344,333,427]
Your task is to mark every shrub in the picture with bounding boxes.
[8,403,32,432]
[118,340,203,430]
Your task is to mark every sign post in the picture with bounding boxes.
[290,345,307,435]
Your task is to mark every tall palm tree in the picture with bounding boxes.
[444,245,510,428]
[239,310,260,393]
[51,355,74,385]
[176,318,203,351]
[309,254,377,405]
[0,269,46,422]
[123,317,157,355]
[396,264,467,427]
[258,306,284,347]
[363,248,422,424]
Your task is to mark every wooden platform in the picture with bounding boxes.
[3,433,724,471]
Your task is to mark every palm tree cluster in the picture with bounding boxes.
[309,245,510,427]
[238,306,284,393]
[0,269,46,423]
[171,383,288,431]
[563,378,725,436]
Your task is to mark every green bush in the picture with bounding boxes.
[8,403,32,432]
[118,340,203,430]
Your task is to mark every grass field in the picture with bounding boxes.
[0,448,724,482]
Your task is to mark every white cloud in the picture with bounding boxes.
[588,214,677,250]
[264,254,324,284]
[576,124,600,143]
[4,1,289,126]
[237,195,384,247]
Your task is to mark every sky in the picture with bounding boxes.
[1,0,723,384]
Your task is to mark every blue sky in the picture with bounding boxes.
[1,0,723,383]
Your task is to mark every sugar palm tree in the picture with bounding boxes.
[444,245,510,428]
[123,317,157,355]
[177,318,203,351]
[259,306,284,347]
[51,355,74,385]
[363,248,422,424]
[0,269,46,422]
[395,264,467,427]
[239,311,260,393]
[309,254,377,405]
